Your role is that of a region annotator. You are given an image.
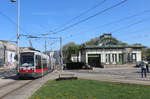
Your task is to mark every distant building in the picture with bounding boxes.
[20,47,36,52]
[80,34,144,68]
[71,53,81,62]
[71,55,78,62]
[0,40,16,67]
[45,51,56,70]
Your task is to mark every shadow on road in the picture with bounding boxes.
[2,74,19,80]
[2,75,35,80]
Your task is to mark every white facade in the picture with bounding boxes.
[71,55,81,62]
[84,49,141,64]
[79,34,143,68]
[80,47,143,68]
[6,51,16,66]
[0,40,16,67]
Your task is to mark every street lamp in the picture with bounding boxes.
[11,0,16,2]
[10,0,20,72]
[59,37,63,71]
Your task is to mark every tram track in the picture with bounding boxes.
[0,80,18,89]
[0,79,34,99]
[0,71,55,99]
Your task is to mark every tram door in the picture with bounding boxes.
[88,54,101,67]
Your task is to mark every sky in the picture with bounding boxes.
[0,0,150,51]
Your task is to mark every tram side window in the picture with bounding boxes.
[36,55,41,69]
[42,58,47,68]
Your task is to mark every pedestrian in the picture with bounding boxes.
[146,61,149,73]
[140,59,147,78]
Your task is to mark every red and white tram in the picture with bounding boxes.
[17,50,50,78]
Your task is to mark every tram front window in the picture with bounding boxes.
[20,53,34,66]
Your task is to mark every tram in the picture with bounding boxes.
[17,50,50,78]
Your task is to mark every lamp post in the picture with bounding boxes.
[11,0,16,2]
[60,37,63,71]
[11,0,20,72]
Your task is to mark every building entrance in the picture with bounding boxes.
[88,54,102,68]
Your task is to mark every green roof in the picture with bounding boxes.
[83,45,144,49]
[82,34,145,49]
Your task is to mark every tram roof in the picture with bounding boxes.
[21,50,49,58]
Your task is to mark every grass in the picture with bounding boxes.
[29,79,150,99]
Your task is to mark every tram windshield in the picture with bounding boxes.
[20,52,34,66]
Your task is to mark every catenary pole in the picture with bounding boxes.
[17,0,20,72]
[10,0,20,72]
[60,37,63,71]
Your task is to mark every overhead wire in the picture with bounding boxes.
[53,0,107,31]
[36,0,107,36]
[1,0,130,50]
[0,10,16,25]
[32,37,59,51]
[111,17,150,33]
[0,5,58,50]
[0,10,17,41]
[0,10,43,48]
[52,0,128,34]
[119,26,150,40]
[95,9,150,29]
[25,0,128,47]
[63,8,150,40]
[0,10,31,39]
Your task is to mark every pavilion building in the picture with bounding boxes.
[80,34,144,68]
